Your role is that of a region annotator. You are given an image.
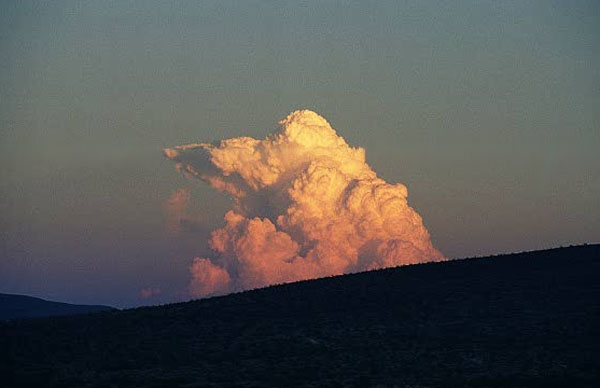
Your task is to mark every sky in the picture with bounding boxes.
[1,0,599,308]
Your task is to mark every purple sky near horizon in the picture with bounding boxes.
[1,1,599,307]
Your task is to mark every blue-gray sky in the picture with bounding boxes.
[1,0,598,307]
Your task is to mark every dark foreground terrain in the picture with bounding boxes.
[1,245,599,388]
[0,293,116,321]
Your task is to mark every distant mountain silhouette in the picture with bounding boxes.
[0,293,116,321]
[1,244,599,387]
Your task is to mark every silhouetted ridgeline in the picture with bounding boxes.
[1,245,599,387]
[0,293,116,321]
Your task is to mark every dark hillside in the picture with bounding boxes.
[0,293,116,321]
[1,245,599,387]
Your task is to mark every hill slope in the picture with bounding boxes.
[1,245,599,387]
[0,293,116,321]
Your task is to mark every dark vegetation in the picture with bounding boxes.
[1,245,599,387]
[0,293,116,321]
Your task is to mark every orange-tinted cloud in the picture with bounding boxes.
[163,188,204,234]
[165,110,444,297]
[189,258,231,297]
[139,287,161,299]
[164,188,191,234]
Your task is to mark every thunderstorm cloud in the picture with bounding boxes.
[164,110,444,297]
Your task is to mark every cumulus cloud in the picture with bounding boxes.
[165,110,444,297]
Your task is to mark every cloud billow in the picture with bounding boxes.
[165,110,444,297]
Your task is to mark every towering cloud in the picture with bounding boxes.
[165,110,444,297]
